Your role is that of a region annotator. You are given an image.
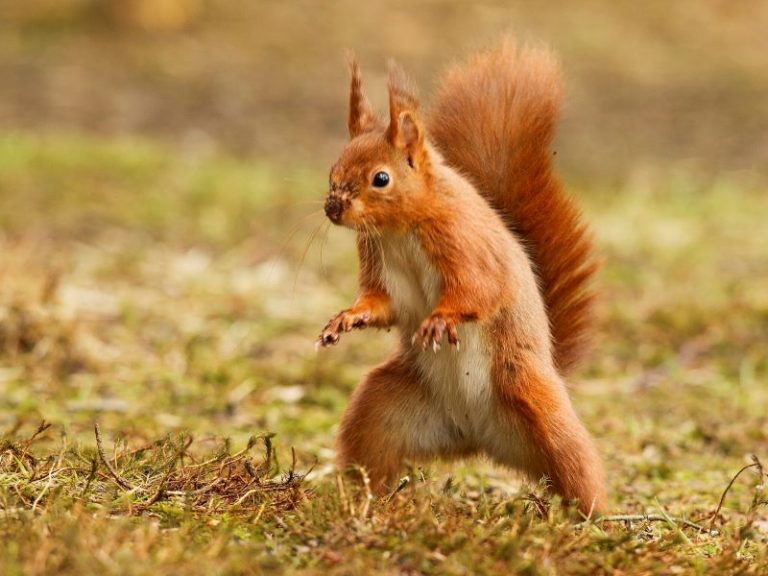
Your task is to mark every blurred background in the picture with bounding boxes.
[0,0,766,488]
[2,0,767,180]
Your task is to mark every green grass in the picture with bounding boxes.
[1,133,767,574]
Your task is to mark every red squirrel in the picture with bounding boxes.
[317,40,605,513]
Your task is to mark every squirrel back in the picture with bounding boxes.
[428,40,597,373]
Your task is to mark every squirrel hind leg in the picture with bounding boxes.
[491,364,606,514]
[336,354,469,495]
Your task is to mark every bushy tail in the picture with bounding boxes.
[427,40,597,373]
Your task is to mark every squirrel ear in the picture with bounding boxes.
[393,110,424,166]
[385,61,425,166]
[348,58,377,139]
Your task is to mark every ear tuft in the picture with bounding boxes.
[348,56,377,138]
[385,60,419,135]
[385,64,425,167]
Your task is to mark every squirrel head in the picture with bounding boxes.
[325,59,431,231]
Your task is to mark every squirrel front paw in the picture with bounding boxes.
[412,312,460,352]
[316,309,372,348]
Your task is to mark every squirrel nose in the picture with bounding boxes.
[324,195,344,223]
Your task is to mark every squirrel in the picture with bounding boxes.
[317,39,605,513]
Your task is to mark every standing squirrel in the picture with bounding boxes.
[317,40,605,513]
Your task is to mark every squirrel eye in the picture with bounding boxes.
[372,171,390,188]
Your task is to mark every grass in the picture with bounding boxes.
[1,133,767,574]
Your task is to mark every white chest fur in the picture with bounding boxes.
[378,232,495,443]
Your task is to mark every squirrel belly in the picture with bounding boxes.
[374,162,549,455]
[379,228,498,450]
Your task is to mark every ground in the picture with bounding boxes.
[1,2,768,575]
[1,134,766,574]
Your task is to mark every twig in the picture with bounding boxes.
[288,446,297,482]
[94,423,135,491]
[708,455,764,529]
[586,514,709,533]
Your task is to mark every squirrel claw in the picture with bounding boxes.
[413,312,460,352]
[318,308,372,349]
[317,330,340,348]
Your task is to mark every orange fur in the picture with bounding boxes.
[337,353,475,492]
[429,41,597,373]
[318,39,605,513]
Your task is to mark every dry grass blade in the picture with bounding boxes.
[94,423,136,491]
[589,514,709,533]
